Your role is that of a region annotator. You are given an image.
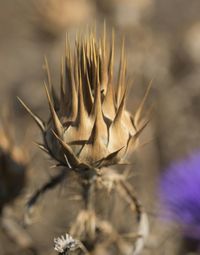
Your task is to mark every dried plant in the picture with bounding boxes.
[0,114,27,213]
[0,114,35,253]
[20,27,150,255]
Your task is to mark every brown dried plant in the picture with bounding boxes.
[19,27,150,255]
[0,114,27,213]
[0,113,35,254]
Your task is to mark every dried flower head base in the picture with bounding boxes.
[20,27,151,255]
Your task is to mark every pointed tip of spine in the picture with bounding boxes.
[127,119,150,154]
[113,89,126,126]
[43,56,52,88]
[76,70,88,126]
[34,142,49,154]
[44,83,63,137]
[60,57,67,115]
[134,80,152,127]
[52,130,80,167]
[116,36,127,107]
[18,97,45,132]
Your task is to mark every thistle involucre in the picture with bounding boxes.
[20,30,147,171]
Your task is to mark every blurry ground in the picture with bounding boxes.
[1,0,200,254]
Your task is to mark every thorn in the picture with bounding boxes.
[64,154,72,169]
[52,130,80,167]
[113,90,126,126]
[116,36,126,107]
[34,142,49,153]
[126,120,150,154]
[44,83,63,137]
[134,80,152,127]
[18,97,45,132]
[96,146,124,167]
[43,56,52,89]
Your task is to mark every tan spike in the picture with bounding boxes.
[116,37,126,107]
[18,97,45,132]
[86,35,91,62]
[126,120,150,154]
[97,55,101,87]
[91,58,100,119]
[91,67,108,147]
[52,130,80,167]
[83,67,94,113]
[108,29,115,84]
[100,42,108,96]
[60,57,65,95]
[108,93,129,154]
[66,53,78,121]
[102,83,115,120]
[82,42,87,74]
[34,142,49,154]
[66,39,74,86]
[95,146,124,168]
[86,36,90,61]
[103,33,115,120]
[60,57,66,116]
[44,84,63,137]
[74,52,79,89]
[43,56,52,89]
[65,37,78,121]
[134,80,152,127]
[65,34,72,72]
[44,56,59,108]
[102,21,106,60]
[121,53,127,90]
[113,87,127,126]
[79,42,93,113]
[76,69,88,127]
[89,36,93,65]
[92,36,97,68]
[65,33,70,59]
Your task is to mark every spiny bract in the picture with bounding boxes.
[20,29,148,171]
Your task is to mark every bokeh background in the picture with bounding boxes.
[1,0,200,254]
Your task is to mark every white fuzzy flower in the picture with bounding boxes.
[54,233,79,254]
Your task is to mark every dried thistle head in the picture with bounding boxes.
[0,117,27,211]
[20,28,149,172]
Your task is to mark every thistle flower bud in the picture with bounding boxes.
[20,29,148,171]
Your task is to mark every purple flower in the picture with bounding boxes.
[159,151,200,239]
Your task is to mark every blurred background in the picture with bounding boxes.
[1,0,200,254]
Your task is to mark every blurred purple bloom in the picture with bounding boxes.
[159,152,200,239]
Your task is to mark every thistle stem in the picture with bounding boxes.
[82,171,95,211]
